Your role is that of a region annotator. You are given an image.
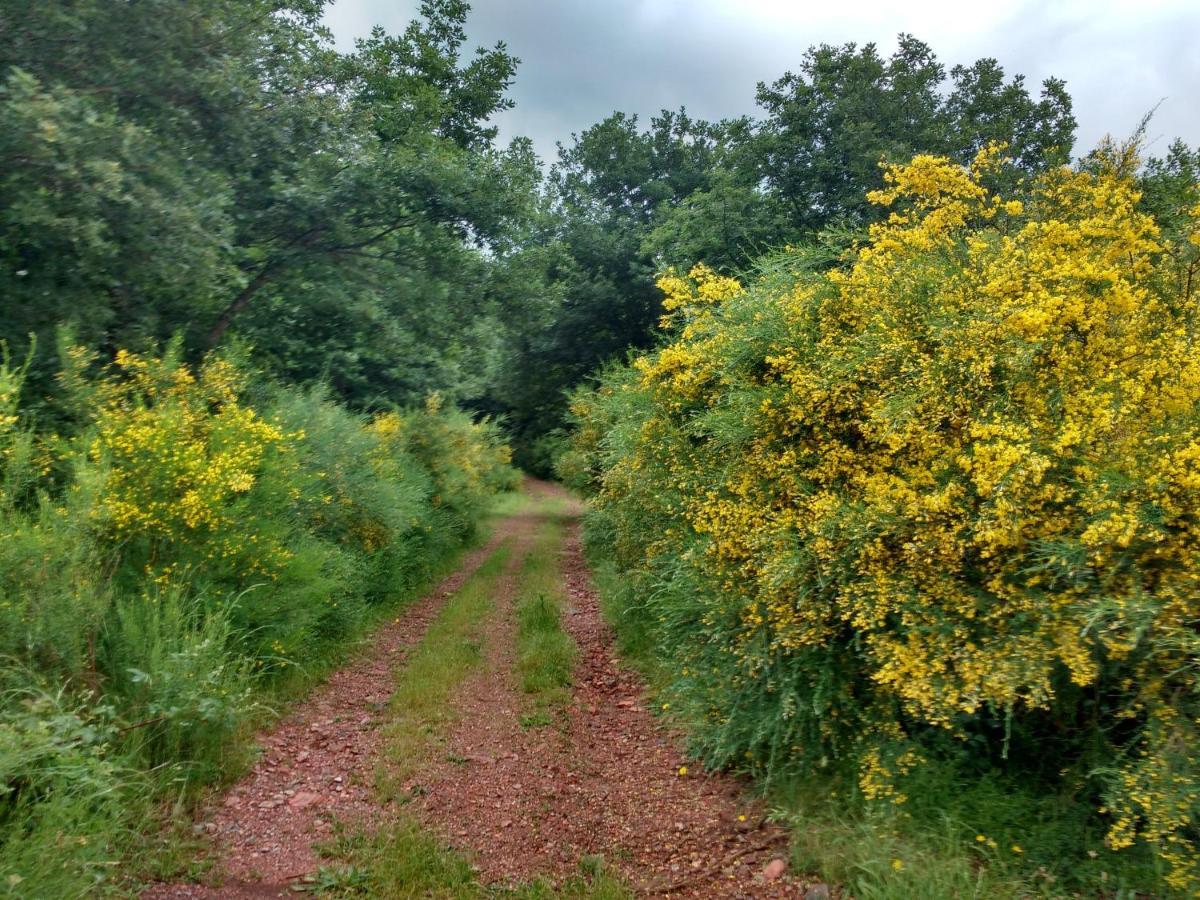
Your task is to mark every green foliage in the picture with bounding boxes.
[0,682,134,898]
[0,0,543,416]
[503,40,1081,465]
[101,588,258,782]
[754,37,1075,232]
[571,147,1199,894]
[0,347,516,894]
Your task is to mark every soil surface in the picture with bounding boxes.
[142,481,805,898]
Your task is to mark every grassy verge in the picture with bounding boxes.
[514,496,577,729]
[380,540,512,788]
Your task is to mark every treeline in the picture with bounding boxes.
[4,0,1200,894]
[499,35,1085,470]
[0,0,553,415]
[0,0,1094,472]
[4,1,1195,471]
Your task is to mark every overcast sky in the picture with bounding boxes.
[323,0,1199,164]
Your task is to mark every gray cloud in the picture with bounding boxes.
[323,0,1200,164]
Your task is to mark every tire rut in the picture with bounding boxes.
[142,521,515,899]
[413,484,800,897]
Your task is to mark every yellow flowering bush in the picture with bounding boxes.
[573,146,1200,890]
[89,348,293,577]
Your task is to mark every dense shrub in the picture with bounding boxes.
[0,345,515,894]
[569,146,1200,890]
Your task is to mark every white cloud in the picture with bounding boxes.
[323,0,1200,161]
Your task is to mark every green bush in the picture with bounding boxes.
[570,148,1200,894]
[0,682,134,898]
[0,344,518,894]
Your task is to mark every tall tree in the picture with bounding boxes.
[0,0,541,413]
[754,35,1076,233]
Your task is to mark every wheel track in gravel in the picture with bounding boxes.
[413,482,800,898]
[141,496,540,899]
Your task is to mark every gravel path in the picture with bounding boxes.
[143,482,807,897]
[415,484,798,897]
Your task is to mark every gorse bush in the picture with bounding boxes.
[569,145,1200,892]
[0,343,515,895]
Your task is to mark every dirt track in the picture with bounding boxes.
[143,482,800,898]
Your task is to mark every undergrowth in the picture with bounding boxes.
[0,343,517,896]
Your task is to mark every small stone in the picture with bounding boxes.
[288,791,321,810]
[763,858,788,881]
[258,801,277,810]
[804,884,831,900]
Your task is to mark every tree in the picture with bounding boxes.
[754,35,1076,233]
[0,0,543,416]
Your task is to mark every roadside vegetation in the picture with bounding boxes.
[564,142,1200,896]
[4,0,1200,895]
[0,345,516,897]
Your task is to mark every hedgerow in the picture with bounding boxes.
[0,344,515,895]
[567,145,1200,892]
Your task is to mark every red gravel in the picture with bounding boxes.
[143,482,812,897]
[414,485,801,897]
